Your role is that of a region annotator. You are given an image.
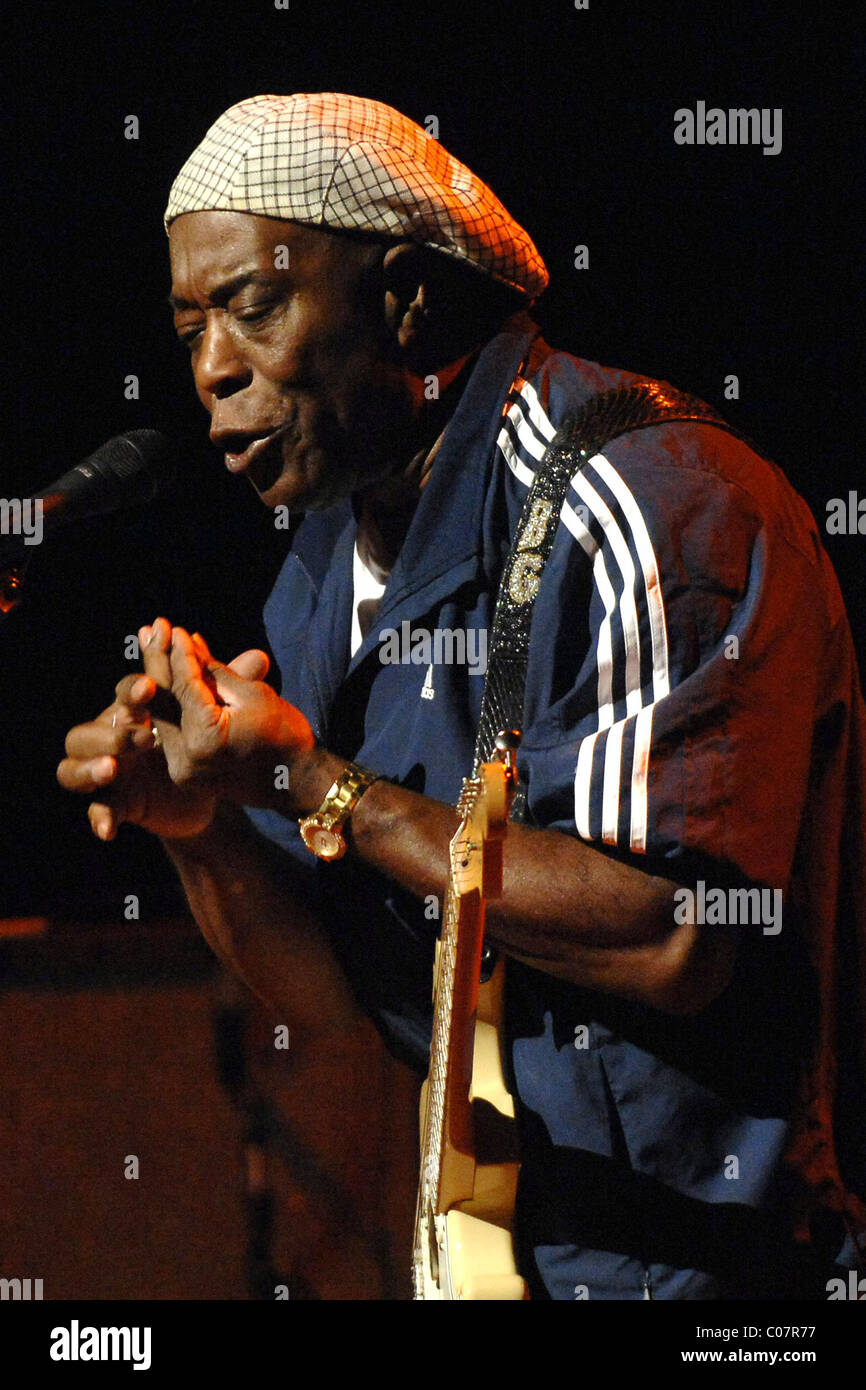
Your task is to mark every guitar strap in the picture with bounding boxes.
[473,376,757,817]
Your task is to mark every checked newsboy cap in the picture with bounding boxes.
[164,92,549,301]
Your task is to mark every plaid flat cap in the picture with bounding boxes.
[164,93,549,300]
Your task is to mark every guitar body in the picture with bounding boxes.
[412,753,528,1300]
[414,959,525,1300]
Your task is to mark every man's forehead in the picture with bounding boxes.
[167,212,336,304]
[169,210,324,259]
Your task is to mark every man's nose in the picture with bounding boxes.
[194,316,253,400]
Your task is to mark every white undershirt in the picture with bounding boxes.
[350,539,387,657]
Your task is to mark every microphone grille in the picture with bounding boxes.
[87,430,176,503]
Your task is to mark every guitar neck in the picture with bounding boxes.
[412,748,523,1301]
[419,821,489,1210]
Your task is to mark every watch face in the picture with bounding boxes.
[300,821,346,860]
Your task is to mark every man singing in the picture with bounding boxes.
[57,93,866,1300]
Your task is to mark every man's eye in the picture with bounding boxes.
[235,301,277,323]
[177,328,203,350]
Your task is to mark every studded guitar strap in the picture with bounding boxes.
[473,377,758,818]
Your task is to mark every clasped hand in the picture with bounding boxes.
[56,617,315,840]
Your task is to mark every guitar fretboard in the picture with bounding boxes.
[418,788,480,1204]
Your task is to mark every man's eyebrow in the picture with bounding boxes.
[167,270,280,312]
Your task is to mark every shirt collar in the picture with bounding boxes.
[290,310,540,604]
[370,309,541,618]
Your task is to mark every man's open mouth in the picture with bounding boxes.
[221,426,288,474]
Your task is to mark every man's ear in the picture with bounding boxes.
[381,242,431,354]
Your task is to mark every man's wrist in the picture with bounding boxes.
[290,750,384,861]
[160,800,244,856]
[278,746,350,818]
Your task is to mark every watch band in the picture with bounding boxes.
[298,761,380,861]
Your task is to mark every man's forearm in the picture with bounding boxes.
[282,749,736,1014]
[161,802,376,1045]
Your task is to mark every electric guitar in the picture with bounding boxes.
[411,736,528,1300]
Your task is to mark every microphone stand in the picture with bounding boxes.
[212,981,298,1299]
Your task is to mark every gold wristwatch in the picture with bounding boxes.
[298,762,380,861]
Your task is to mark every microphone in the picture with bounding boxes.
[0,430,175,566]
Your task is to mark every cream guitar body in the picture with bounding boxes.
[412,743,528,1301]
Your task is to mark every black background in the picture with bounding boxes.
[3,0,862,918]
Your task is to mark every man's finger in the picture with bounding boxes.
[226,647,270,682]
[88,800,119,841]
[169,627,226,720]
[190,630,269,685]
[114,673,158,710]
[57,755,121,794]
[87,783,143,841]
[185,636,266,705]
[65,717,155,761]
[140,616,174,690]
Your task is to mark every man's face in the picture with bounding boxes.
[168,211,415,511]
